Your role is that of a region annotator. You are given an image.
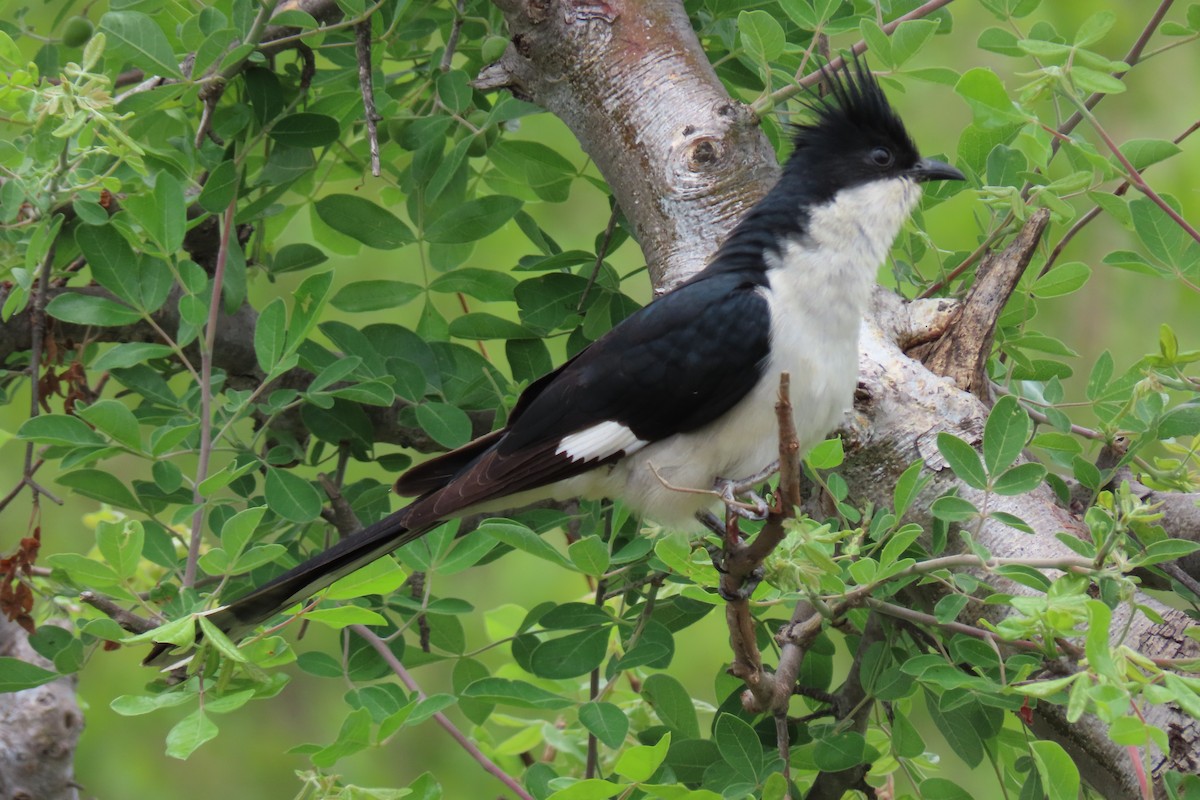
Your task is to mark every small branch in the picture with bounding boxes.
[578,202,622,311]
[184,198,238,589]
[918,217,1013,299]
[1051,0,1175,154]
[355,19,382,178]
[922,209,1050,394]
[23,237,58,516]
[723,374,802,713]
[79,591,160,634]
[439,0,467,72]
[350,625,536,800]
[1072,100,1200,247]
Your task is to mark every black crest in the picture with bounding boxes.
[783,57,922,198]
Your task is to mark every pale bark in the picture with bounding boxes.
[0,618,81,800]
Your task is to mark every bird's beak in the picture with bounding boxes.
[909,158,965,183]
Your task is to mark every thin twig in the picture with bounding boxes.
[1072,99,1200,246]
[439,0,467,72]
[355,19,382,177]
[79,591,160,634]
[1051,0,1175,154]
[350,625,536,800]
[578,202,622,311]
[184,198,237,589]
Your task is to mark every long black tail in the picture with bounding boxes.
[144,507,434,666]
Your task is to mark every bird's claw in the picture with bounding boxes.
[717,566,765,601]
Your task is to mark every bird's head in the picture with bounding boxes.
[784,57,964,202]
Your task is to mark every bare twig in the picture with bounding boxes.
[1051,0,1175,154]
[355,19,382,177]
[439,0,468,72]
[184,198,238,589]
[578,202,622,311]
[79,591,160,634]
[350,625,536,800]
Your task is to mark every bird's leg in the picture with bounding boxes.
[714,460,779,521]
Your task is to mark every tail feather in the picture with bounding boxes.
[144,506,434,667]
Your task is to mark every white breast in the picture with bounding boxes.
[592,178,923,529]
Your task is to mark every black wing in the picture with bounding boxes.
[395,268,772,521]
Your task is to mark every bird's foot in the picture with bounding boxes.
[718,566,765,601]
[714,461,779,520]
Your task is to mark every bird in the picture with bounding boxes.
[146,59,964,667]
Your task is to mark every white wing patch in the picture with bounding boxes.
[556,421,648,463]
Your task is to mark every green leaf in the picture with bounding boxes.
[529,627,610,679]
[415,401,472,449]
[890,19,940,67]
[449,313,534,341]
[76,224,139,305]
[197,616,248,662]
[1134,538,1200,568]
[304,606,388,629]
[1071,66,1125,95]
[90,343,172,373]
[76,399,140,450]
[893,459,928,517]
[1084,600,1118,680]
[1131,196,1185,267]
[545,780,621,800]
[17,414,104,447]
[315,195,414,250]
[955,68,1025,126]
[264,467,322,522]
[991,462,1046,495]
[46,292,141,326]
[1029,740,1080,800]
[199,160,239,214]
[1032,262,1091,298]
[479,520,574,570]
[983,395,1030,474]
[272,242,328,274]
[424,196,522,244]
[0,657,60,693]
[57,469,141,510]
[1159,404,1200,439]
[326,557,408,600]
[936,433,987,489]
[331,280,423,313]
[165,709,218,760]
[931,495,979,522]
[1118,138,1182,172]
[814,730,867,771]
[460,677,573,710]
[568,536,609,577]
[641,673,700,739]
[739,10,785,64]
[806,437,844,470]
[269,113,341,147]
[436,70,472,114]
[100,11,182,78]
[713,713,761,782]
[219,506,266,559]
[255,297,287,373]
[429,268,518,302]
[579,701,628,749]
[613,731,670,783]
[96,519,144,579]
[47,552,122,587]
[1074,10,1115,46]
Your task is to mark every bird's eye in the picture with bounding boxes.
[870,147,893,167]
